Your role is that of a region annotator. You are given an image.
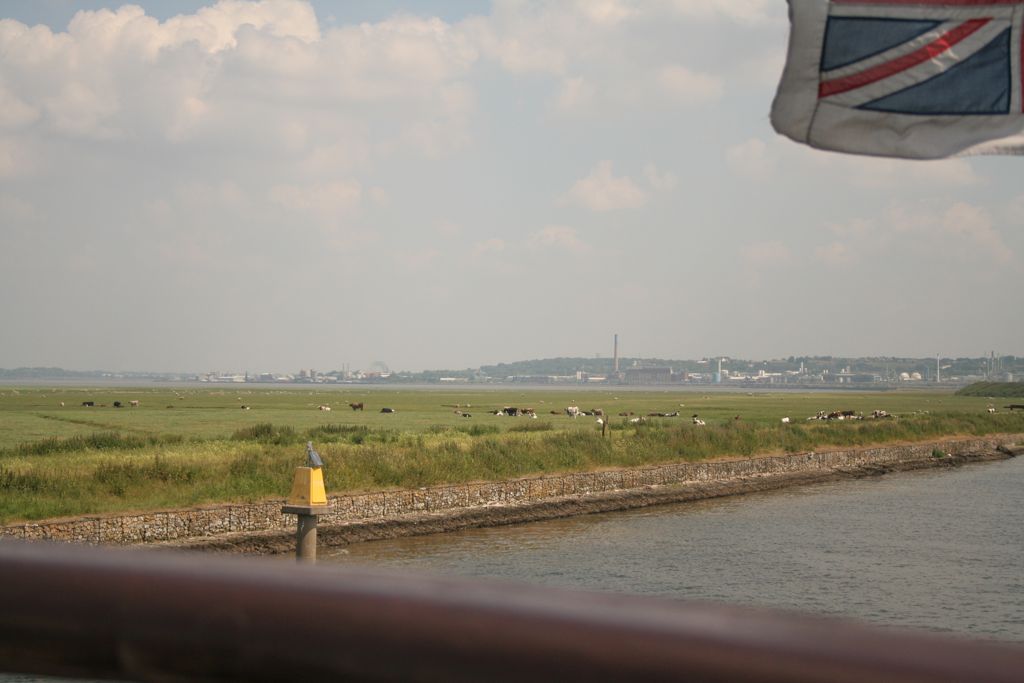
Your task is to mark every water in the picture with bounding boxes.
[323,457,1024,641]
[4,459,1021,682]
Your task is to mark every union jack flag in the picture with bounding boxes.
[772,0,1024,158]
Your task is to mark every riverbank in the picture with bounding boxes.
[3,433,1020,552]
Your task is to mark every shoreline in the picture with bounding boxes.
[4,434,1021,553]
[173,446,1018,555]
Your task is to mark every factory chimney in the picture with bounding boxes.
[613,334,619,373]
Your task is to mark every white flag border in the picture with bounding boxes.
[771,0,1024,159]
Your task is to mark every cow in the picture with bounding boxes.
[691,414,706,426]
[59,401,64,407]
[82,401,94,407]
[349,402,364,411]
[113,401,122,408]
[380,407,395,414]
[521,408,536,416]
[618,411,634,417]
[129,400,139,407]
[781,417,791,424]
[565,406,581,418]
[1006,404,1024,411]
[318,405,331,412]
[240,405,251,410]
[987,407,997,413]
[502,407,520,417]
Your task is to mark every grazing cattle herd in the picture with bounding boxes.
[53,398,1021,430]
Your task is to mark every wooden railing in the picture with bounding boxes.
[0,541,1021,682]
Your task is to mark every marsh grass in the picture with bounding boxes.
[5,432,184,457]
[1,387,1022,523]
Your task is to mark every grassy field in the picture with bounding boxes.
[1,385,1021,524]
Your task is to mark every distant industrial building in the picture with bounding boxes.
[623,367,677,385]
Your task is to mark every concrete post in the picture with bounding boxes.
[282,505,328,564]
[295,513,318,563]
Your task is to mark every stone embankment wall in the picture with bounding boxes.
[2,435,1020,546]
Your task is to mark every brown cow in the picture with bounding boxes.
[349,402,364,411]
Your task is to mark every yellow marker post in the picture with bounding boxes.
[287,467,327,506]
[281,443,331,563]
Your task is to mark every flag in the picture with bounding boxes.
[771,0,1024,158]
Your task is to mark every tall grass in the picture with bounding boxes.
[4,432,184,457]
[0,410,1020,523]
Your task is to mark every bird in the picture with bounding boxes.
[306,441,324,468]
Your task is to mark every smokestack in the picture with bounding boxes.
[613,334,619,373]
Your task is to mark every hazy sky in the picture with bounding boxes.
[1,0,1021,373]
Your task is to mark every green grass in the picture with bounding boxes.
[0,385,1021,523]
[956,382,1024,398]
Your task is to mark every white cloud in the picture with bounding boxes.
[940,202,1013,264]
[269,181,362,215]
[661,0,781,25]
[0,194,39,229]
[814,242,858,267]
[0,3,478,158]
[811,154,980,189]
[472,238,506,257]
[726,138,774,180]
[741,240,791,267]
[643,164,677,191]
[831,203,1013,266]
[0,83,38,128]
[554,76,596,113]
[395,247,441,270]
[527,225,588,253]
[563,161,648,211]
[656,64,723,105]
[0,138,24,178]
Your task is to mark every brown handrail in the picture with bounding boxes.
[0,541,1021,682]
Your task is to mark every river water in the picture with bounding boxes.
[323,456,1024,641]
[4,458,1021,682]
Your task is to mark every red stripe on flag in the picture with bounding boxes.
[819,18,991,98]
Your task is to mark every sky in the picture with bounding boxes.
[1,0,1021,374]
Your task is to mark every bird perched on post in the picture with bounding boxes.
[306,441,324,469]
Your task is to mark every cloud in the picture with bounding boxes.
[656,64,723,105]
[807,154,980,189]
[0,3,478,159]
[395,247,441,270]
[554,76,596,113]
[726,138,774,180]
[269,181,362,216]
[661,0,781,25]
[814,242,858,267]
[741,240,791,267]
[527,225,588,253]
[471,238,506,257]
[0,83,38,128]
[643,163,677,191]
[825,203,1013,267]
[940,202,1013,264]
[563,161,648,211]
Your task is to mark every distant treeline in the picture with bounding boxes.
[0,367,173,380]
[956,382,1024,398]
[478,355,1024,380]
